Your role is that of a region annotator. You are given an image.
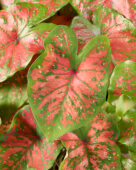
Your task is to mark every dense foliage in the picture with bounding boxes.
[0,0,136,169]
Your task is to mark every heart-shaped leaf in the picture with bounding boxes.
[0,105,63,169]
[0,3,55,82]
[60,113,121,169]
[71,0,112,20]
[71,16,100,53]
[92,7,136,65]
[28,25,111,141]
[108,60,136,104]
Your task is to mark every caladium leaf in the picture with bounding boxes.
[108,60,136,104]
[1,0,69,18]
[0,3,55,82]
[92,7,136,65]
[0,105,63,169]
[71,16,100,53]
[117,107,136,153]
[0,53,41,135]
[71,0,112,20]
[60,113,121,169]
[28,25,111,142]
[112,0,136,25]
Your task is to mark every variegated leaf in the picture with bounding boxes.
[0,105,62,170]
[0,3,56,82]
[92,7,136,65]
[71,16,100,53]
[108,60,136,103]
[60,113,121,169]
[1,0,69,18]
[71,0,112,20]
[28,25,111,141]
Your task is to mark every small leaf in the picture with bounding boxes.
[60,113,121,169]
[93,7,136,65]
[108,60,136,103]
[118,108,136,152]
[0,105,62,169]
[71,16,100,53]
[28,26,111,141]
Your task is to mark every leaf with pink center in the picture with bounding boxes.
[0,3,57,82]
[60,113,121,170]
[0,105,63,170]
[92,6,136,65]
[108,60,136,104]
[71,16,100,53]
[71,0,112,20]
[28,25,111,141]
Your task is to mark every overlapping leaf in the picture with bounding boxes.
[0,3,56,82]
[71,16,100,53]
[71,0,112,20]
[92,7,136,65]
[108,60,136,103]
[0,105,63,169]
[1,0,69,18]
[0,53,41,135]
[28,25,111,141]
[112,0,136,25]
[60,113,121,169]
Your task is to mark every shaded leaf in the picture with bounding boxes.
[60,113,121,169]
[28,25,111,141]
[0,105,62,170]
[108,60,136,103]
[0,53,41,135]
[118,108,136,153]
[93,6,136,65]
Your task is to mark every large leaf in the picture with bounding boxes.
[71,0,112,20]
[28,25,111,141]
[71,16,100,53]
[112,0,136,25]
[108,60,136,103]
[60,113,121,169]
[0,105,62,169]
[93,7,136,65]
[0,3,54,82]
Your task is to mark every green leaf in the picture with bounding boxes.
[28,25,111,141]
[108,60,136,104]
[118,108,136,152]
[60,113,121,169]
[0,105,62,169]
[122,158,136,170]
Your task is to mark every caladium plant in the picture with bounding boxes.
[0,0,136,169]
